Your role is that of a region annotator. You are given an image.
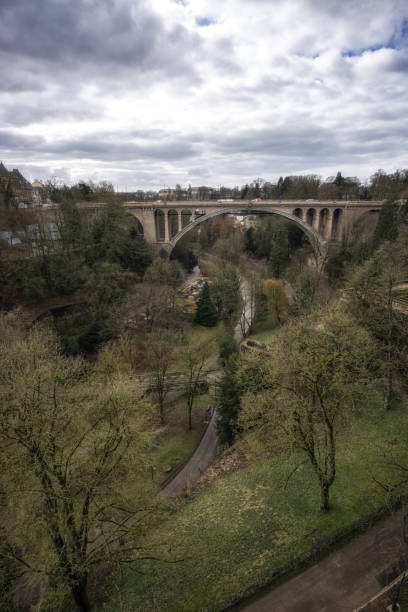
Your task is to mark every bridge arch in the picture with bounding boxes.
[181,209,192,228]
[306,208,316,227]
[332,208,343,240]
[167,206,326,266]
[319,208,329,236]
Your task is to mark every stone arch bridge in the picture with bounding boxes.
[126,200,382,263]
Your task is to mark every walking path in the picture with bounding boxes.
[235,508,408,612]
[161,408,218,496]
[161,276,252,497]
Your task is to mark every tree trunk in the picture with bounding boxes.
[159,398,164,425]
[384,277,394,411]
[188,400,192,431]
[320,481,330,511]
[384,363,393,411]
[71,577,91,612]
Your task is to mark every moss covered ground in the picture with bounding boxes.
[99,395,408,611]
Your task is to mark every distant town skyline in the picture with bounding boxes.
[1,0,408,190]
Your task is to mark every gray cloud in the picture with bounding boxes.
[43,138,197,162]
[0,0,201,86]
[0,130,45,149]
[0,127,199,163]
[1,0,408,188]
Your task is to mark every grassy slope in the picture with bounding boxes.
[100,398,408,612]
[170,324,222,371]
[248,328,276,343]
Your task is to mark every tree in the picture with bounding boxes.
[262,278,288,328]
[147,329,178,424]
[347,247,408,410]
[287,269,319,317]
[0,317,155,611]
[370,201,399,252]
[239,310,375,510]
[144,257,183,288]
[244,227,256,254]
[216,354,241,445]
[210,263,242,322]
[194,282,217,327]
[90,200,151,274]
[181,338,212,430]
[268,229,289,278]
[218,325,239,367]
[84,261,138,322]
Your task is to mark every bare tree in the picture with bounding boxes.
[0,317,155,611]
[147,329,179,424]
[239,310,375,510]
[181,338,213,430]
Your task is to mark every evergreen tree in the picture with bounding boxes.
[219,325,239,367]
[268,230,289,278]
[254,290,268,326]
[287,273,318,317]
[334,171,345,189]
[371,201,399,251]
[240,184,249,199]
[216,354,241,445]
[244,226,256,254]
[194,281,217,327]
[347,247,408,410]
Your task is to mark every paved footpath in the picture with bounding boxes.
[161,408,218,496]
[235,508,408,612]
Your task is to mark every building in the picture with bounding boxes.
[0,161,34,205]
[31,180,46,205]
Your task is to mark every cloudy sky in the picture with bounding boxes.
[1,0,408,190]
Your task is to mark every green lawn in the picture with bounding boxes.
[170,323,223,371]
[248,328,276,343]
[99,397,408,612]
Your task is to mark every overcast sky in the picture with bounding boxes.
[0,0,407,190]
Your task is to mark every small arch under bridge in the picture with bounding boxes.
[126,200,382,267]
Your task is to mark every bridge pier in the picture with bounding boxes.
[312,210,320,232]
[164,210,170,242]
[325,209,334,240]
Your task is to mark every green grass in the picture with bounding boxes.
[170,323,222,371]
[248,321,281,344]
[248,328,276,343]
[99,398,408,612]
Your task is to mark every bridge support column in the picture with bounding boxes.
[164,210,170,242]
[325,209,334,240]
[312,209,320,232]
[177,210,182,233]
